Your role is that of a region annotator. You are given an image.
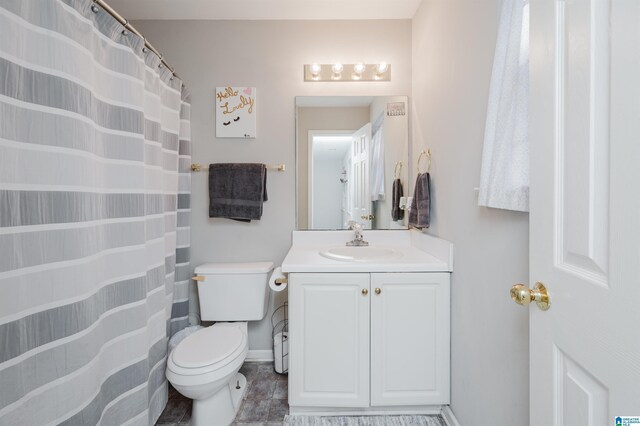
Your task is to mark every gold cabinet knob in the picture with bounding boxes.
[510,282,550,311]
[362,288,369,296]
[375,288,381,295]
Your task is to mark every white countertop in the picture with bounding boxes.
[281,230,453,273]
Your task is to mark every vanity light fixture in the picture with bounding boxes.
[304,62,391,82]
[309,63,322,80]
[331,63,343,80]
[352,62,365,80]
[374,62,389,80]
[376,62,389,73]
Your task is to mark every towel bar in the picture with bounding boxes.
[190,163,285,172]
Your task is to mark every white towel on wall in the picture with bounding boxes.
[370,125,385,201]
[478,0,530,212]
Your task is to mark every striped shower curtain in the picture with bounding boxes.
[0,0,191,424]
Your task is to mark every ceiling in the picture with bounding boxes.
[312,135,352,160]
[107,0,422,21]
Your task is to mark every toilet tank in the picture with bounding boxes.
[194,262,274,321]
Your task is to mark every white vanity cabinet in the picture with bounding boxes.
[288,272,450,412]
[289,273,371,407]
[370,273,450,406]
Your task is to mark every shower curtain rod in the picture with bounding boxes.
[93,0,179,79]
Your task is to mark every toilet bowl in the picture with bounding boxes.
[166,322,249,426]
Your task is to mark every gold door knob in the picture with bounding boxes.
[362,288,369,296]
[510,282,550,311]
[374,288,381,295]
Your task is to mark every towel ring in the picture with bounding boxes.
[417,149,431,173]
[394,161,403,179]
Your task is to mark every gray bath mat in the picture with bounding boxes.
[283,415,447,426]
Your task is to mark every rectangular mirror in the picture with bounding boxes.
[296,96,409,230]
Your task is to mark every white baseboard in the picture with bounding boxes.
[245,350,274,362]
[441,406,461,426]
[290,405,442,416]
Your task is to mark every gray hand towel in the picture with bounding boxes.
[209,163,268,222]
[408,172,430,229]
[391,178,404,221]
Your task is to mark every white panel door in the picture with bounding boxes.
[350,123,372,229]
[288,273,370,407]
[529,0,640,424]
[370,273,450,406]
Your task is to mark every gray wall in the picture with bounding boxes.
[411,2,529,425]
[296,106,370,229]
[133,19,412,350]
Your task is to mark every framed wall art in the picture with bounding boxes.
[215,86,256,138]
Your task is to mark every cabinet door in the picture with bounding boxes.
[370,273,450,406]
[289,273,370,407]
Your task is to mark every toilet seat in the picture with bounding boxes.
[169,323,247,377]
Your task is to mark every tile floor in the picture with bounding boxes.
[156,361,288,426]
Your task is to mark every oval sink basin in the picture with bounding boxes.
[319,246,402,262]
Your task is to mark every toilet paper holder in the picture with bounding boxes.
[274,277,288,286]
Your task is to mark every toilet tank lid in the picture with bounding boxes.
[195,262,274,274]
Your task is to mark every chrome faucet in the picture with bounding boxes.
[346,221,369,246]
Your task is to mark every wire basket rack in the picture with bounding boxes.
[271,302,288,375]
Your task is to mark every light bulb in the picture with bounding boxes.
[376,62,388,73]
[353,62,366,74]
[332,63,344,74]
[310,63,321,76]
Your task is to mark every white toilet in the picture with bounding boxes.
[166,262,274,426]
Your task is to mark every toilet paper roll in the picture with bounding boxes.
[269,266,287,292]
[398,196,408,210]
[273,332,289,374]
[405,196,414,211]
